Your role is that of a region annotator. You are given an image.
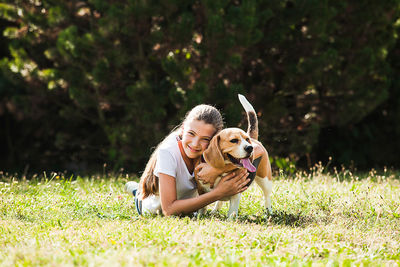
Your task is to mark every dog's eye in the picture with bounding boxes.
[246,138,250,142]
[230,139,239,143]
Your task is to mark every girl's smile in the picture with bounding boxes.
[187,145,201,153]
[181,120,216,159]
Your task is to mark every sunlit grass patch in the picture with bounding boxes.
[0,169,399,266]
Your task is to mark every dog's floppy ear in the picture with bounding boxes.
[203,134,225,168]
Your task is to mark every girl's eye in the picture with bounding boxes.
[188,132,195,136]
[230,139,239,143]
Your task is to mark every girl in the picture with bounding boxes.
[125,104,250,216]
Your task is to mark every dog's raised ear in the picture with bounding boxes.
[203,134,225,168]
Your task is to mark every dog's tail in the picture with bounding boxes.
[238,94,258,140]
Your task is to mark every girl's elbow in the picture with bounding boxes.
[162,210,172,216]
[161,206,175,216]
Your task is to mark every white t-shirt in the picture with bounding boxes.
[154,134,198,200]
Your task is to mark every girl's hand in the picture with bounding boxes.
[195,163,222,186]
[214,169,250,198]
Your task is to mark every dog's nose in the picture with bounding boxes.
[245,145,253,154]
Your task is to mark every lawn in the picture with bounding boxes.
[0,167,399,266]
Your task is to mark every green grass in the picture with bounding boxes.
[0,168,399,266]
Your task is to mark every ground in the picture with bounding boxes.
[0,167,399,266]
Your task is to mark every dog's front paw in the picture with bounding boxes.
[227,211,238,220]
[265,206,273,216]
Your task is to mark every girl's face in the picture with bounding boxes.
[181,119,216,159]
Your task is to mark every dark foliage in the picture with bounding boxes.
[1,0,399,173]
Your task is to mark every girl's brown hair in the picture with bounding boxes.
[139,104,223,199]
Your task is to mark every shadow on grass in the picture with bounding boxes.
[191,209,324,228]
[240,209,320,227]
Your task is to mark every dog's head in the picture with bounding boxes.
[203,128,256,172]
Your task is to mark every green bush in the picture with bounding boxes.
[0,0,399,172]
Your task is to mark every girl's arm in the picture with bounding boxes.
[159,169,250,216]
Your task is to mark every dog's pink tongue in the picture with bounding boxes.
[240,158,256,172]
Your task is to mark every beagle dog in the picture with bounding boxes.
[194,94,272,218]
